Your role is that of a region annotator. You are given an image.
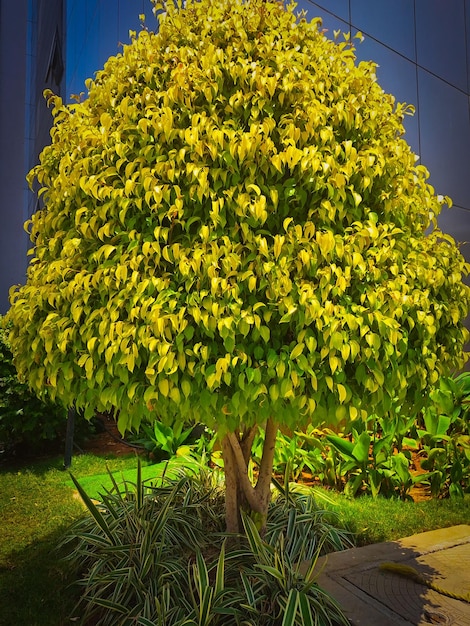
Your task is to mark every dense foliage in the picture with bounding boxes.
[0,317,66,450]
[5,0,469,529]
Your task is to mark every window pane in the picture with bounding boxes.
[306,0,349,22]
[351,0,416,61]
[415,0,467,92]
[354,36,419,151]
[418,69,470,210]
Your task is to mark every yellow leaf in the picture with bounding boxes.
[246,183,261,195]
[100,112,112,130]
[159,378,169,397]
[170,387,181,404]
[270,188,279,208]
[337,383,347,403]
[270,384,279,402]
[273,235,284,261]
[182,379,191,398]
[290,343,304,360]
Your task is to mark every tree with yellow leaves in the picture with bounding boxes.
[6,0,469,533]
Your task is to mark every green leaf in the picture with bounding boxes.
[68,472,116,544]
[214,540,226,595]
[256,564,285,581]
[281,589,299,626]
[325,434,355,459]
[352,431,370,464]
[290,343,304,360]
[298,592,314,626]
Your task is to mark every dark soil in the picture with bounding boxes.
[79,413,144,457]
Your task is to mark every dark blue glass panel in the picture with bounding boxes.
[418,69,470,211]
[66,0,88,97]
[97,0,119,70]
[354,35,419,152]
[307,0,350,22]
[415,0,467,92]
[117,0,147,42]
[350,0,416,61]
[437,206,470,265]
[66,0,152,99]
[467,0,470,92]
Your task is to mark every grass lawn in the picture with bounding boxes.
[0,451,469,626]
[0,452,142,626]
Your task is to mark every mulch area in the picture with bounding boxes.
[79,413,144,457]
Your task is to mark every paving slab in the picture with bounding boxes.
[309,525,470,626]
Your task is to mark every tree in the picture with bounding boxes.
[6,0,469,533]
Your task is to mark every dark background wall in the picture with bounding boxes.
[0,0,64,313]
[0,0,29,314]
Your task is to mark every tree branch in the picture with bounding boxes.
[240,425,258,465]
[255,417,278,500]
[226,431,259,512]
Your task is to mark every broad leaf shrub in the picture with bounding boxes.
[132,418,199,460]
[0,316,66,452]
[250,372,470,500]
[64,463,351,625]
[417,373,470,498]
[5,0,469,530]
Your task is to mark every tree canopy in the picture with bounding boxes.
[6,0,469,529]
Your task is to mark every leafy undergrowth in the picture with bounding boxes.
[0,452,469,625]
[64,463,353,626]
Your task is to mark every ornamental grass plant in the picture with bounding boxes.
[62,462,352,626]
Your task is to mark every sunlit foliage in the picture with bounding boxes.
[7,0,469,439]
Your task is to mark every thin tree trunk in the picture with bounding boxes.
[221,435,240,535]
[221,419,278,536]
[253,417,278,535]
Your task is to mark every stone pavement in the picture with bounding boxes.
[310,525,470,625]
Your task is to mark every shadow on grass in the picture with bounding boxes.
[0,524,79,626]
[0,448,68,476]
[0,447,143,480]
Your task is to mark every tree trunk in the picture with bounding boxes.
[221,418,278,536]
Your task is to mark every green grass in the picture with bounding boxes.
[0,451,469,625]
[0,451,141,626]
[64,454,203,499]
[306,486,470,546]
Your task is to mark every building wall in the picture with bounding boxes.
[65,0,152,100]
[0,0,29,314]
[0,0,64,314]
[0,0,469,313]
[299,0,470,263]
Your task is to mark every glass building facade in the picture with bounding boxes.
[1,0,469,313]
[303,0,470,260]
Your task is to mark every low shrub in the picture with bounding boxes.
[62,462,351,625]
[0,317,67,453]
[417,373,470,498]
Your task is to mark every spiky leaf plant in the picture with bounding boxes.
[64,464,351,625]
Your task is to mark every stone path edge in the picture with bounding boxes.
[304,525,470,626]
